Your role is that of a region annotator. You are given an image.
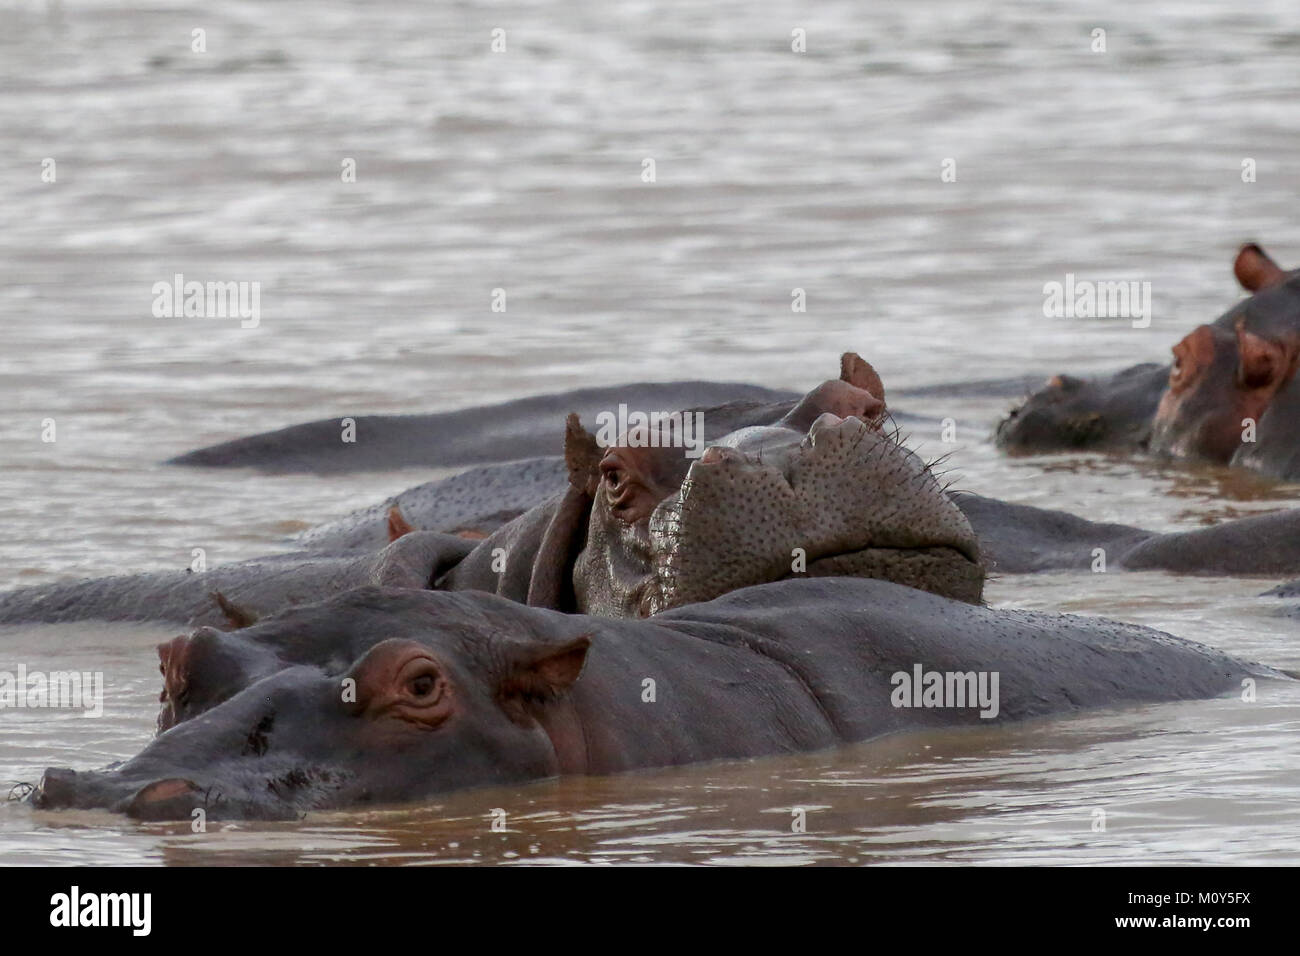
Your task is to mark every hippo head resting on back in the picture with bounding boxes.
[1149,244,1300,468]
[437,352,984,615]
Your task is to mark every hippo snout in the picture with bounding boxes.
[33,766,140,815]
[33,767,81,808]
[34,766,211,820]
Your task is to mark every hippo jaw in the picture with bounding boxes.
[645,414,984,614]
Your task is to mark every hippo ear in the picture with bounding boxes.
[840,352,886,405]
[386,505,415,542]
[523,416,602,610]
[525,484,592,611]
[1236,323,1297,391]
[563,413,603,492]
[1234,243,1288,292]
[210,591,258,630]
[495,633,591,716]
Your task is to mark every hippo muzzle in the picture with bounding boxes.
[35,665,359,821]
[646,412,984,613]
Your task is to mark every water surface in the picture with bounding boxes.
[2,0,1299,865]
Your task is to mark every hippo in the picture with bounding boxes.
[14,351,1300,631]
[0,357,985,624]
[1150,245,1300,475]
[166,380,800,475]
[998,243,1300,474]
[28,578,1279,820]
[994,361,1169,454]
[952,492,1300,575]
[320,453,1300,578]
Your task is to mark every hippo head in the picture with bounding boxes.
[512,353,983,616]
[1150,244,1300,464]
[995,362,1169,453]
[35,588,593,820]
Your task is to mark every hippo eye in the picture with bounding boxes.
[408,674,437,698]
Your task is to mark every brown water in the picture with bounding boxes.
[2,0,1300,865]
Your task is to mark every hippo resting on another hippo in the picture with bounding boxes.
[30,578,1281,820]
[11,353,1300,629]
[997,243,1300,479]
[0,357,985,626]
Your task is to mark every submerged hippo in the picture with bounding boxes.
[166,380,799,475]
[30,578,1277,820]
[998,243,1300,477]
[994,361,1169,454]
[0,356,983,624]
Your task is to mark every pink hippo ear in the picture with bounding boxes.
[209,591,258,630]
[495,633,592,718]
[1233,243,1288,292]
[386,505,415,542]
[1236,324,1297,391]
[840,351,886,406]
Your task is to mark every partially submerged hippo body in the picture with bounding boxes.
[299,452,1300,577]
[31,578,1277,820]
[167,381,800,475]
[998,244,1300,479]
[10,352,1300,629]
[0,357,985,624]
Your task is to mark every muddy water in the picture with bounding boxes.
[2,0,1300,864]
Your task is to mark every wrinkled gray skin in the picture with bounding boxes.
[30,579,1277,821]
[167,381,798,474]
[0,363,983,623]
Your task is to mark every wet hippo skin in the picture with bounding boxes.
[30,578,1279,821]
[166,381,799,474]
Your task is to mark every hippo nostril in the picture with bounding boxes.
[34,767,79,808]
[807,412,849,445]
[698,446,743,466]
